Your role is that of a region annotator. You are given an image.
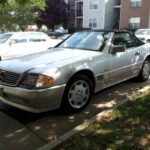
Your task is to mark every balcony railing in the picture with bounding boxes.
[114,0,121,8]
[115,0,121,5]
[76,9,83,17]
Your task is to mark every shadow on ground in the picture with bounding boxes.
[0,79,149,146]
[60,92,150,150]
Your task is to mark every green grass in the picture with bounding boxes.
[58,91,150,150]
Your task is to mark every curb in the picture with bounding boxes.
[38,85,150,150]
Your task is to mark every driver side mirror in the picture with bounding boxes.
[110,45,126,53]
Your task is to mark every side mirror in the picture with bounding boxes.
[110,45,126,53]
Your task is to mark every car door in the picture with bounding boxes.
[108,32,141,85]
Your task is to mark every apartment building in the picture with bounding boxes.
[120,0,150,29]
[75,0,120,29]
[68,0,75,27]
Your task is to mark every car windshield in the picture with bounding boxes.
[0,33,12,44]
[135,30,150,35]
[58,31,108,51]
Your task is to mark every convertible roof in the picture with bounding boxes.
[82,29,132,34]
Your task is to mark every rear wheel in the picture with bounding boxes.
[138,58,150,81]
[61,75,93,112]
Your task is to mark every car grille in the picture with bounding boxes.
[0,70,21,86]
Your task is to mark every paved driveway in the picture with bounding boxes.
[0,79,149,150]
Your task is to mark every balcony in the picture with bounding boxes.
[76,18,83,28]
[76,9,83,17]
[114,0,121,8]
[75,1,83,17]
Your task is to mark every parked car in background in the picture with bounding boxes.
[57,34,71,40]
[135,29,150,43]
[55,27,68,34]
[0,30,149,113]
[48,32,71,40]
[0,32,62,60]
[48,32,63,39]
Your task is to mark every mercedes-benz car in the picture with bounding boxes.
[0,32,62,60]
[0,30,149,113]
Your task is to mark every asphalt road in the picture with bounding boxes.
[0,79,149,150]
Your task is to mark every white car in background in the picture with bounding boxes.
[0,32,62,60]
[135,29,150,43]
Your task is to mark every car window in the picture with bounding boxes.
[58,31,108,51]
[113,32,135,49]
[10,33,27,43]
[28,32,47,42]
[0,33,12,44]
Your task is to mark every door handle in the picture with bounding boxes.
[135,52,140,55]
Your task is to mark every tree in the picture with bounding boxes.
[37,0,68,30]
[0,0,45,30]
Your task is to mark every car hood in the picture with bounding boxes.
[0,48,98,73]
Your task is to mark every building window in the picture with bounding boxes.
[130,0,142,7]
[76,2,83,16]
[128,17,140,29]
[89,19,97,28]
[89,0,98,10]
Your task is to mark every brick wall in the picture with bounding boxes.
[120,0,150,29]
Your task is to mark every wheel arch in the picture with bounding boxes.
[61,69,96,112]
[145,55,150,60]
[137,54,150,81]
[66,69,96,92]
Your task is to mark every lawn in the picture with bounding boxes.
[58,90,150,150]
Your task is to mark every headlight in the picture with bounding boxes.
[36,75,53,88]
[20,74,54,89]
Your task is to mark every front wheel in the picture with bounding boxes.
[61,75,93,112]
[138,58,150,81]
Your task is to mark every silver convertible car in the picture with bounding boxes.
[0,30,150,113]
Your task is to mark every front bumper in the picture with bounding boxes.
[0,84,66,113]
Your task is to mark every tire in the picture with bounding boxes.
[138,58,150,81]
[61,74,94,112]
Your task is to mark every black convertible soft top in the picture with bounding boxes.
[84,29,133,34]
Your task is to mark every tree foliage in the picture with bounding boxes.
[37,0,68,30]
[0,0,45,30]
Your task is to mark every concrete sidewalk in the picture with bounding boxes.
[0,112,46,150]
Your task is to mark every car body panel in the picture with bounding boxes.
[0,84,66,113]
